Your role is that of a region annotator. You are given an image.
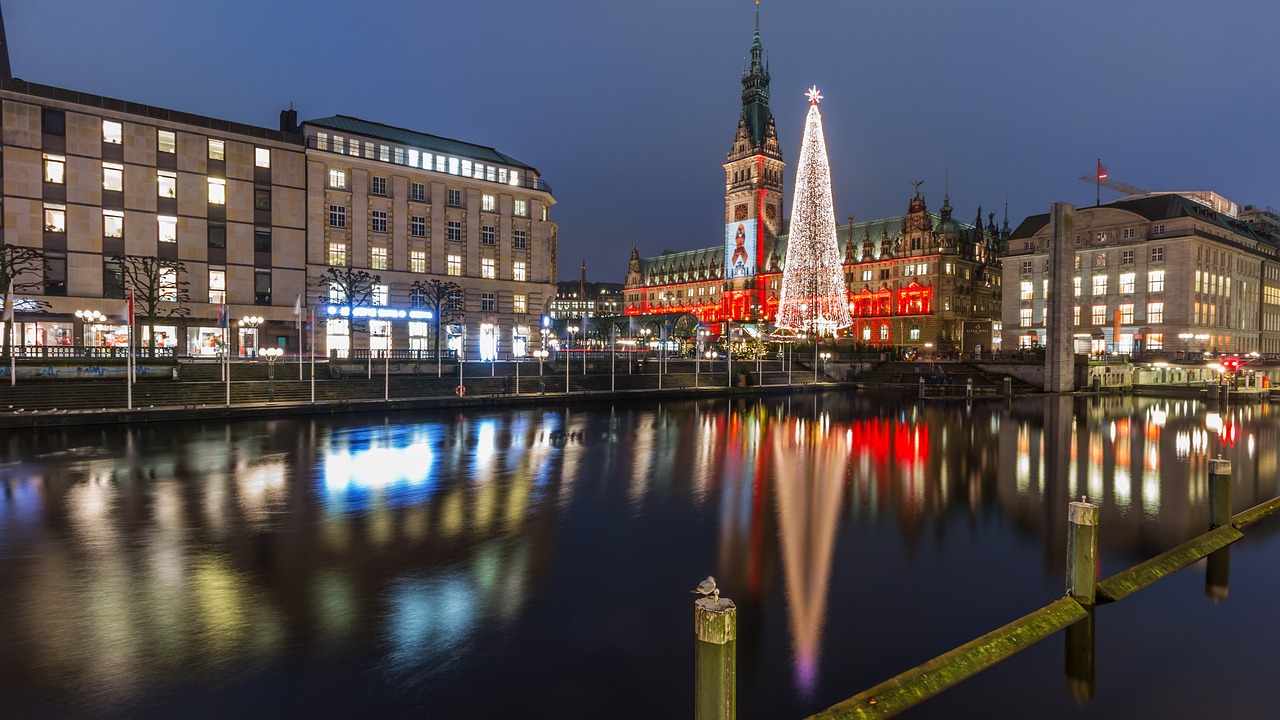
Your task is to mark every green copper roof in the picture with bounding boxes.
[305,115,539,172]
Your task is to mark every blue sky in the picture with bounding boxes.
[8,0,1279,281]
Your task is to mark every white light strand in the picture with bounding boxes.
[776,99,852,336]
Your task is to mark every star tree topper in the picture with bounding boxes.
[805,86,823,105]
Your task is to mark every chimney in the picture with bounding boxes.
[279,106,298,134]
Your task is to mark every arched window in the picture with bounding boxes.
[861,326,871,342]
[880,325,890,342]
[909,324,921,340]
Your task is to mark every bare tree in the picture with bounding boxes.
[411,278,464,374]
[0,246,49,357]
[314,266,381,360]
[115,255,191,355]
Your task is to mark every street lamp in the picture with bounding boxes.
[818,351,831,382]
[260,346,283,402]
[239,315,263,357]
[567,324,578,391]
[75,309,106,349]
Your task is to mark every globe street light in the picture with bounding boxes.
[567,325,578,392]
[260,346,283,402]
[239,316,264,358]
[75,309,106,350]
[818,351,832,383]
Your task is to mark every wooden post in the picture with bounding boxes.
[1067,498,1099,605]
[1209,457,1232,529]
[1064,606,1096,701]
[695,596,736,720]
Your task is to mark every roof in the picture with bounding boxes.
[305,115,538,172]
[1009,194,1274,244]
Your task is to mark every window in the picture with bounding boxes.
[448,221,462,241]
[513,229,527,249]
[103,259,123,299]
[327,243,347,266]
[513,261,527,282]
[1152,224,1165,235]
[372,176,387,196]
[208,222,226,248]
[371,211,388,233]
[1074,255,1081,270]
[1024,241,1035,252]
[370,247,388,270]
[158,130,176,154]
[158,215,178,243]
[44,204,67,232]
[1147,332,1163,349]
[1073,306,1081,325]
[208,178,226,205]
[43,250,67,295]
[43,154,65,184]
[103,210,124,238]
[328,169,347,189]
[1020,281,1033,300]
[1092,275,1107,296]
[410,250,426,273]
[506,293,524,314]
[1020,308,1032,327]
[482,194,496,212]
[1121,250,1134,264]
[447,254,462,276]
[861,269,872,282]
[157,171,177,198]
[254,269,272,305]
[255,147,271,168]
[329,205,347,228]
[448,188,461,207]
[207,139,225,160]
[1095,232,1107,243]
[1093,253,1107,268]
[1092,305,1106,325]
[1122,228,1135,240]
[1021,260,1032,274]
[1149,270,1165,292]
[373,283,389,306]
[481,258,496,279]
[159,266,178,302]
[1148,302,1164,324]
[481,293,496,312]
[103,120,123,144]
[410,286,427,308]
[1073,277,1081,297]
[254,228,271,253]
[1119,273,1135,294]
[1119,303,1134,324]
[514,199,528,217]
[209,269,226,304]
[481,225,496,245]
[411,182,426,202]
[254,187,271,210]
[329,282,346,303]
[411,215,426,237]
[1151,247,1164,262]
[394,148,405,165]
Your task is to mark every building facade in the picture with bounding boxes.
[1003,193,1280,355]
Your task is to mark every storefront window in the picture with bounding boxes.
[26,322,73,346]
[85,323,129,347]
[141,326,178,349]
[513,326,529,358]
[238,327,259,357]
[326,319,350,359]
[370,320,391,352]
[409,321,431,352]
[188,327,225,357]
[479,323,497,361]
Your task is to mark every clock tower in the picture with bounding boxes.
[723,4,784,322]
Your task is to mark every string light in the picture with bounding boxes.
[776,90,852,336]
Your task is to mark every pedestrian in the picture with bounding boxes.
[503,375,511,395]
[539,380,545,395]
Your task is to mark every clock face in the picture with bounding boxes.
[765,204,777,220]
[734,204,748,222]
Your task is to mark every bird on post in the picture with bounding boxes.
[692,576,719,601]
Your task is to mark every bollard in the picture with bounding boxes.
[695,595,737,720]
[1067,498,1099,605]
[1209,457,1232,529]
[918,377,926,399]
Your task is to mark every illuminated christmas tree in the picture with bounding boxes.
[776,87,852,336]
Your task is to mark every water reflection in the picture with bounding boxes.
[0,395,1277,717]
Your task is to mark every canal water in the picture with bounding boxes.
[1,394,1277,719]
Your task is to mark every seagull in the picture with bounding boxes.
[692,576,719,601]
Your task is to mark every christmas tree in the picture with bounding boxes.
[776,87,852,337]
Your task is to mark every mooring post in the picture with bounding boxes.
[1209,457,1232,529]
[966,377,973,399]
[1003,376,1012,397]
[695,595,736,720]
[918,376,925,399]
[1067,497,1099,605]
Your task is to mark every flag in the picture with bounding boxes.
[129,290,135,327]
[293,294,302,328]
[2,284,13,325]
[216,300,227,329]
[119,290,134,326]
[1097,161,1108,180]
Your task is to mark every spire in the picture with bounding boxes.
[941,170,952,218]
[1002,196,1011,236]
[735,1,774,152]
[0,2,11,79]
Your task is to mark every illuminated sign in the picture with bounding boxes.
[325,306,433,320]
[725,219,757,279]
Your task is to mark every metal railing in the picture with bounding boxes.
[3,345,176,360]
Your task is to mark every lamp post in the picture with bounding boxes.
[567,324,578,392]
[818,351,831,382]
[238,315,263,358]
[75,309,106,351]
[260,346,283,402]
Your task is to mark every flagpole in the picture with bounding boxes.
[1096,158,1101,207]
[127,290,134,409]
[296,294,304,380]
[310,309,316,404]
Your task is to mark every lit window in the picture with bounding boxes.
[1092,275,1107,296]
[461,160,472,177]
[482,194,496,212]
[329,282,346,303]
[514,199,527,217]
[373,284,389,306]
[1020,281,1033,300]
[861,269,872,282]
[499,168,509,183]
[44,204,66,232]
[208,139,225,160]
[447,254,462,276]
[1092,305,1106,325]
[158,215,178,243]
[448,188,461,207]
[43,154,66,184]
[411,216,426,238]
[481,258,496,279]
[879,325,889,341]
[103,210,124,238]
[208,178,226,205]
[372,176,387,196]
[158,130,176,154]
[328,169,347,189]
[255,147,271,168]
[1148,302,1164,324]
[1093,253,1107,268]
[1020,308,1032,327]
[394,148,405,165]
[513,261,527,282]
[316,132,328,150]
[102,162,124,192]
[862,327,872,341]
[1119,273,1135,294]
[410,250,426,273]
[513,229,527,249]
[1073,277,1081,297]
[1147,332,1163,349]
[329,205,347,228]
[370,247,388,270]
[157,171,177,198]
[371,211,387,233]
[1118,303,1134,324]
[1149,270,1165,292]
[481,225,495,245]
[448,221,462,241]
[1073,306,1081,325]
[327,242,347,266]
[160,267,178,302]
[411,182,426,202]
[103,120,123,144]
[209,269,226,304]
[379,145,390,162]
[909,324,920,340]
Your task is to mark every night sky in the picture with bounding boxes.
[8,1,1279,282]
